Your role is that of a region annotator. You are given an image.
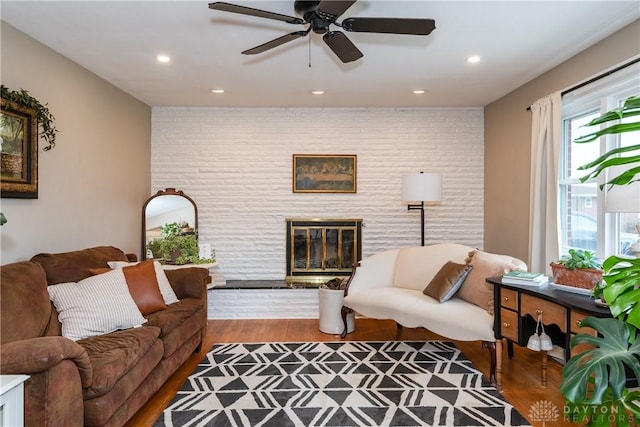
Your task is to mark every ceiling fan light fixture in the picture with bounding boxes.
[208,1,436,64]
[156,55,171,63]
[467,55,481,64]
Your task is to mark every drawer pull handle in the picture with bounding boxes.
[576,320,582,327]
[503,322,510,328]
[503,296,510,302]
[536,309,543,315]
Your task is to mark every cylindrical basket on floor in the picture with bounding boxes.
[318,287,355,335]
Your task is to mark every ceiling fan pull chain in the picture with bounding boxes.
[308,35,312,68]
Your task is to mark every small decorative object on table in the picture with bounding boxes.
[550,249,603,290]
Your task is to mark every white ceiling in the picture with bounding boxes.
[2,1,639,108]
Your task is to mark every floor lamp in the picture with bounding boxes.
[402,172,442,246]
[605,169,640,256]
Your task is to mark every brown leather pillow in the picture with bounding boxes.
[121,260,166,315]
[88,268,111,276]
[423,262,473,302]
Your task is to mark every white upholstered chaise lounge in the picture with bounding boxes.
[340,243,527,386]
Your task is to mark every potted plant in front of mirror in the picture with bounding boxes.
[560,95,640,425]
[146,221,215,265]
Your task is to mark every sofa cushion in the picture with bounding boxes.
[423,262,473,302]
[344,287,495,341]
[457,249,527,314]
[393,244,473,291]
[47,269,146,341]
[0,261,52,343]
[78,326,161,400]
[145,298,203,359]
[108,260,179,305]
[31,246,129,285]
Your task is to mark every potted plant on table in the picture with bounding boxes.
[550,249,603,290]
[559,95,640,425]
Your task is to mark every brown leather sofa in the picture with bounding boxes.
[0,246,210,427]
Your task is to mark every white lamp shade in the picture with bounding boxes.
[402,172,442,202]
[604,166,640,213]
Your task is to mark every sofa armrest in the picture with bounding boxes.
[0,336,93,387]
[164,267,209,300]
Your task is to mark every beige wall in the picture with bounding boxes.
[484,19,640,264]
[0,22,151,263]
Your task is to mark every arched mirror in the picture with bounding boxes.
[142,188,197,260]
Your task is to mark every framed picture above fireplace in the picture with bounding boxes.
[293,154,357,193]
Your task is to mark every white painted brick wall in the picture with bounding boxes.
[208,288,319,319]
[152,107,484,284]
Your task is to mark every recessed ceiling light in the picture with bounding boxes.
[412,90,426,94]
[311,90,325,95]
[210,89,225,94]
[156,55,171,63]
[467,55,481,64]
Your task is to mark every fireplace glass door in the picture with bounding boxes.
[287,219,362,284]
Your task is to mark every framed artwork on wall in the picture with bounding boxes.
[293,154,357,193]
[0,99,38,198]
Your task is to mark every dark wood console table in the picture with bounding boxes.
[487,277,611,392]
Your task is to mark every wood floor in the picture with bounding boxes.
[126,318,578,427]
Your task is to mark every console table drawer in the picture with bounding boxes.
[501,289,518,311]
[571,310,598,335]
[500,308,519,341]
[521,294,567,332]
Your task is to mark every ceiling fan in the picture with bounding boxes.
[208,1,436,63]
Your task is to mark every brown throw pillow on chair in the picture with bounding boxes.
[423,261,473,302]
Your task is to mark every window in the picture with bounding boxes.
[559,62,639,258]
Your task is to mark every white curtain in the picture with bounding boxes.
[529,91,562,275]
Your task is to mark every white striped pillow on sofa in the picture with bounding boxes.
[47,269,146,341]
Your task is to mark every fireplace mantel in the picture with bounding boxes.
[286,218,362,285]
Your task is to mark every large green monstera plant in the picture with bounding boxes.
[559,95,640,426]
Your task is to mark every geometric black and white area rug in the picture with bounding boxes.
[155,341,530,427]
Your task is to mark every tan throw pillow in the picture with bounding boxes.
[121,260,167,316]
[423,262,473,302]
[457,250,526,315]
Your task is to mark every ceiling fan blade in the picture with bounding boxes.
[317,1,357,20]
[322,31,363,63]
[242,31,308,55]
[342,17,436,35]
[209,2,304,25]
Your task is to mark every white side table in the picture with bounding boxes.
[0,375,29,427]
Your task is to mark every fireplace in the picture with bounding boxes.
[286,218,362,284]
